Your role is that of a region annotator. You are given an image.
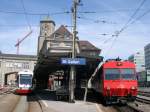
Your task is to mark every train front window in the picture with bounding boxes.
[105,69,120,80]
[20,74,32,85]
[121,69,136,80]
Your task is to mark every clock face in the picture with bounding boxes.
[42,24,50,36]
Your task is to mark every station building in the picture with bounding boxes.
[0,18,102,91]
[34,18,102,90]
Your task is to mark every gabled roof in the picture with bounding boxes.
[55,25,72,35]
[79,41,100,51]
[0,53,37,60]
[48,25,101,52]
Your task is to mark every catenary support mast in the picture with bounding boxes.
[69,0,79,103]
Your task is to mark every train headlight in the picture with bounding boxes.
[106,86,110,90]
[117,62,122,66]
[131,86,136,90]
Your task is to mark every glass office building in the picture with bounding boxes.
[145,43,150,70]
[128,50,145,72]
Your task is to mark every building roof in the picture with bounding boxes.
[0,53,37,60]
[79,41,101,51]
[145,43,150,49]
[40,17,55,26]
[48,25,101,52]
[55,25,72,35]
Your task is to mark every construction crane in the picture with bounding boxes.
[15,30,33,54]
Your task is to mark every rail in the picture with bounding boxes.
[136,91,150,104]
[0,86,16,95]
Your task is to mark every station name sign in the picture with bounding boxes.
[61,58,86,65]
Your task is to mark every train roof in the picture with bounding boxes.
[103,60,135,68]
[18,70,33,75]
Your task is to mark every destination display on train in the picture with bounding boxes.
[61,58,86,65]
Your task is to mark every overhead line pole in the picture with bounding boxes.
[69,0,78,103]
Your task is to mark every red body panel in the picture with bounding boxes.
[102,61,138,98]
[92,60,138,102]
[103,61,135,69]
[16,89,32,94]
[103,80,137,97]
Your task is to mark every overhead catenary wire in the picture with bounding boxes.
[14,0,33,54]
[0,24,39,27]
[119,0,147,33]
[104,0,147,57]
[0,8,149,17]
[0,10,95,16]
[92,8,148,13]
[20,0,31,30]
[77,16,116,24]
[129,9,150,25]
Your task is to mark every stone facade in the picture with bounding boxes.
[0,53,37,85]
[38,19,55,53]
[38,18,101,56]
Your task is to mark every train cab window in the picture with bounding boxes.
[121,69,136,80]
[20,74,32,85]
[105,69,120,80]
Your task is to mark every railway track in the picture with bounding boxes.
[95,103,143,112]
[112,91,150,112]
[137,91,150,104]
[138,91,150,97]
[28,94,44,112]
[114,104,143,112]
[118,90,150,112]
[136,95,150,104]
[12,95,44,112]
[0,92,44,112]
[0,87,16,95]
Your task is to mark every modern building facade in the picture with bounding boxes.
[128,51,145,72]
[0,53,37,85]
[144,43,150,70]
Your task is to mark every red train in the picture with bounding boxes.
[91,59,138,104]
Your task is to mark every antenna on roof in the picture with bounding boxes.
[116,57,121,61]
[44,14,50,21]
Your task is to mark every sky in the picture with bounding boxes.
[0,0,150,60]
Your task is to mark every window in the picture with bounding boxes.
[50,43,59,47]
[121,69,136,80]
[105,68,136,80]
[54,33,61,39]
[105,69,120,80]
[64,33,70,40]
[65,43,72,47]
[20,74,32,85]
[22,63,30,69]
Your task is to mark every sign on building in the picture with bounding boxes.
[61,58,86,65]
